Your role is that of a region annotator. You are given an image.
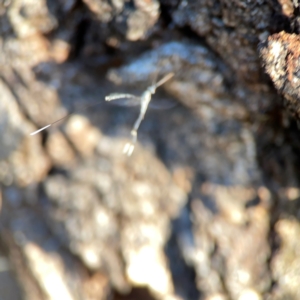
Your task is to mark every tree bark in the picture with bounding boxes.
[0,0,299,300]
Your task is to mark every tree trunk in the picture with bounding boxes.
[0,0,299,299]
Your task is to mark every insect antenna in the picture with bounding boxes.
[153,72,174,89]
[29,100,106,136]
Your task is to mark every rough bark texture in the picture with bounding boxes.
[1,0,300,300]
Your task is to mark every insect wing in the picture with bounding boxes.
[106,94,141,107]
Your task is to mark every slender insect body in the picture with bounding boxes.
[121,73,174,156]
[140,90,152,115]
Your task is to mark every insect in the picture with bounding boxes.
[30,72,175,156]
[105,72,174,156]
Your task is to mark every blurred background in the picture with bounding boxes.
[1,0,300,299]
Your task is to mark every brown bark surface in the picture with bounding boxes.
[0,0,300,300]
